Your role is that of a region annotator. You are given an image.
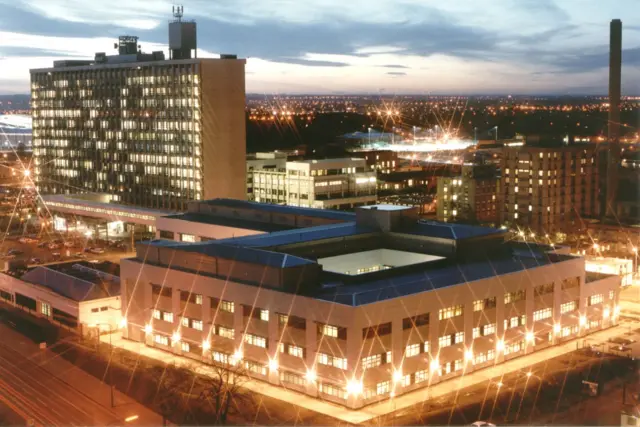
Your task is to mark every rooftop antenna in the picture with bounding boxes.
[172,5,183,22]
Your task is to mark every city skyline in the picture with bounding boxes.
[0,0,639,95]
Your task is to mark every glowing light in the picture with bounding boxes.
[464,349,474,361]
[268,358,279,372]
[172,332,181,343]
[593,243,600,250]
[497,381,504,388]
[554,323,561,334]
[526,372,533,378]
[85,230,93,237]
[393,370,403,383]
[233,349,243,361]
[525,331,535,342]
[518,231,525,237]
[346,378,363,396]
[202,340,211,350]
[633,247,638,254]
[614,306,621,316]
[579,315,587,326]
[23,169,30,177]
[144,324,152,334]
[496,339,505,352]
[430,359,440,371]
[305,369,317,383]
[125,415,139,422]
[530,233,535,238]
[119,318,127,329]
[603,307,611,319]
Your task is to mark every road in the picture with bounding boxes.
[0,341,121,426]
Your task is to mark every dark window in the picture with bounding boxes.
[15,293,36,311]
[100,306,108,311]
[362,322,392,339]
[0,290,13,303]
[534,283,554,297]
[52,308,78,328]
[403,313,430,329]
[158,230,174,240]
[151,284,172,298]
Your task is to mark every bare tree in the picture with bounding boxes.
[199,360,255,425]
[146,362,199,426]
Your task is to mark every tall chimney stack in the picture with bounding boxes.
[608,19,622,141]
[605,19,622,219]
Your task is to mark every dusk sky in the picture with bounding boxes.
[0,0,639,95]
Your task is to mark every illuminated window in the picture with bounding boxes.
[588,294,603,306]
[405,343,421,357]
[41,302,51,317]
[560,300,577,314]
[322,324,339,338]
[504,290,526,304]
[220,301,234,313]
[533,308,552,321]
[217,326,234,339]
[243,333,267,348]
[439,305,463,320]
[154,335,169,346]
[259,309,269,322]
[361,354,382,370]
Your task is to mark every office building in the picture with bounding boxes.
[30,9,246,211]
[499,143,600,234]
[246,152,288,201]
[437,165,499,225]
[121,204,620,409]
[252,158,377,210]
[351,150,399,174]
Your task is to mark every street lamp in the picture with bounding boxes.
[493,126,498,142]
[367,127,372,145]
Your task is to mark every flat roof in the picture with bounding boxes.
[163,212,292,233]
[315,253,571,306]
[318,249,444,275]
[41,194,174,223]
[200,199,356,222]
[30,57,245,73]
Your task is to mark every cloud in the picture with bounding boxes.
[269,58,350,67]
[379,64,410,69]
[386,72,407,76]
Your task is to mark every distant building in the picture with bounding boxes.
[246,152,287,201]
[437,165,499,225]
[252,158,377,210]
[351,150,398,173]
[31,9,246,211]
[499,143,600,234]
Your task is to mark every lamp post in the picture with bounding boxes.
[368,127,372,145]
[94,322,116,408]
[493,126,498,142]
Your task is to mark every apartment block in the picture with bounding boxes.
[499,143,600,234]
[437,165,499,225]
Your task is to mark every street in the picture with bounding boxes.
[0,341,121,425]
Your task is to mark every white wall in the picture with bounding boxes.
[318,249,443,274]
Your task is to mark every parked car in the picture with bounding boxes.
[30,258,41,264]
[74,252,87,259]
[90,248,105,254]
[8,249,23,255]
[18,237,28,244]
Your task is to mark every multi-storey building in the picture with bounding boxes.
[246,152,287,201]
[121,204,620,409]
[499,143,600,234]
[437,165,499,225]
[351,150,398,174]
[30,14,246,211]
[252,158,377,210]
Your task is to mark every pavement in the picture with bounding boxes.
[102,319,640,424]
[0,323,163,426]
